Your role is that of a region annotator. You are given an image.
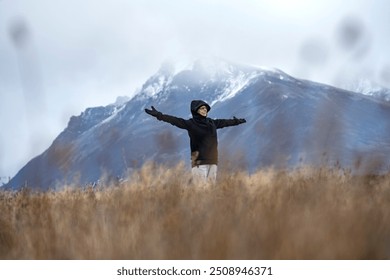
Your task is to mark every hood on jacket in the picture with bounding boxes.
[190,100,211,117]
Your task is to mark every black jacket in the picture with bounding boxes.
[154,100,244,166]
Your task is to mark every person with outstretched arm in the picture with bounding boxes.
[144,100,246,183]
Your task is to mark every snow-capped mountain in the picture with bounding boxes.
[6,59,390,190]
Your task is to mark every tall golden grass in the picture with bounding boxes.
[1,163,390,259]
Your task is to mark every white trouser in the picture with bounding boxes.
[191,164,217,183]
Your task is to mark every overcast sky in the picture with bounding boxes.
[1,0,390,179]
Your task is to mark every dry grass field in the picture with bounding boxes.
[1,163,390,259]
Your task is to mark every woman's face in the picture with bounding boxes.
[197,105,208,117]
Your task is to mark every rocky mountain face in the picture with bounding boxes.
[6,59,390,190]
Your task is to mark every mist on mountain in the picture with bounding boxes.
[5,59,390,190]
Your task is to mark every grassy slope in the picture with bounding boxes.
[1,163,390,259]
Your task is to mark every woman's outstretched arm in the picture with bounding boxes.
[145,106,188,129]
[214,117,246,129]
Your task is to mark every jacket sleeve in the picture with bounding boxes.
[157,113,189,129]
[213,118,243,129]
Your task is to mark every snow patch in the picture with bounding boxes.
[350,79,384,95]
[99,104,127,125]
[143,76,166,98]
[211,71,258,106]
[347,79,390,102]
[137,74,173,100]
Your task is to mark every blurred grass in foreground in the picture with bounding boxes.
[1,163,390,259]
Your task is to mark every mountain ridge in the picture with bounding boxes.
[5,59,390,190]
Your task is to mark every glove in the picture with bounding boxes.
[233,116,246,124]
[145,106,162,118]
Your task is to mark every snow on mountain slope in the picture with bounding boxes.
[5,59,390,190]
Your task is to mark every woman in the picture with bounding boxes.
[145,100,246,182]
